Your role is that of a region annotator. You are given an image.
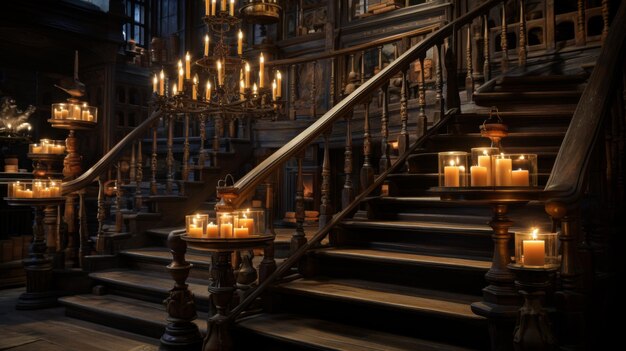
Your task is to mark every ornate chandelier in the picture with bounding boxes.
[152,0,283,120]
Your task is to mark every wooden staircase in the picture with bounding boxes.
[58,72,585,350]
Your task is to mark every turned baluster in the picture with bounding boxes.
[342,112,354,209]
[166,115,175,194]
[259,179,276,282]
[135,136,143,210]
[576,0,585,46]
[151,125,158,195]
[377,46,384,108]
[160,230,203,351]
[290,64,296,120]
[483,15,491,81]
[379,81,391,172]
[319,129,333,228]
[291,153,306,255]
[130,141,136,183]
[519,0,527,67]
[360,100,375,195]
[329,58,336,108]
[78,190,89,268]
[213,117,222,167]
[398,68,409,154]
[64,195,77,268]
[417,55,427,138]
[466,24,475,100]
[435,43,444,117]
[115,163,123,232]
[602,0,609,42]
[501,3,509,73]
[198,114,207,171]
[182,113,190,186]
[96,177,107,254]
[311,61,317,119]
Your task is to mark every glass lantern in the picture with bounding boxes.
[438,151,468,187]
[236,208,265,236]
[514,229,559,268]
[217,212,234,238]
[51,102,97,123]
[491,153,537,187]
[30,140,65,154]
[470,147,499,186]
[186,213,209,238]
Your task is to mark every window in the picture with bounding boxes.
[123,0,147,46]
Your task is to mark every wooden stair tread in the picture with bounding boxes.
[237,313,475,351]
[89,270,209,299]
[315,247,491,270]
[433,131,566,138]
[145,195,188,202]
[276,278,482,319]
[145,227,185,237]
[341,219,492,235]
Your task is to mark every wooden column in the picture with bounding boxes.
[576,0,585,46]
[483,15,491,81]
[182,114,190,186]
[77,190,89,268]
[151,126,158,195]
[166,115,175,194]
[96,177,107,254]
[160,230,203,351]
[602,0,609,42]
[319,130,333,228]
[198,115,207,170]
[63,194,78,268]
[501,3,509,73]
[135,136,143,210]
[519,0,527,67]
[342,112,354,209]
[466,24,475,100]
[417,56,427,138]
[311,61,317,119]
[290,64,296,120]
[398,69,409,155]
[291,154,306,255]
[435,43,445,118]
[379,81,391,172]
[329,58,336,108]
[115,163,123,231]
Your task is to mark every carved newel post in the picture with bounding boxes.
[160,230,203,351]
[509,265,557,351]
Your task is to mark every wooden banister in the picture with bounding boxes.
[543,0,626,202]
[226,0,502,207]
[62,108,163,194]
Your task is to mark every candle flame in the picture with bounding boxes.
[459,166,465,172]
[207,81,211,89]
[531,228,538,239]
[277,70,282,79]
[482,149,488,155]
[193,75,198,84]
[238,30,243,40]
[179,68,184,77]
[185,52,190,61]
[500,152,505,158]
[243,213,247,219]
[260,53,264,63]
[245,62,250,72]
[205,34,209,43]
[160,70,165,79]
[209,222,214,225]
[172,84,177,95]
[519,155,525,160]
[449,160,455,166]
[240,80,245,89]
[153,75,158,84]
[177,60,182,69]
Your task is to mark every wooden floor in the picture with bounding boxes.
[0,288,158,351]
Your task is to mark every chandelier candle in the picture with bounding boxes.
[192,76,198,100]
[172,83,178,96]
[206,81,211,100]
[185,52,191,79]
[159,70,165,95]
[153,74,158,93]
[217,60,224,86]
[245,62,250,87]
[205,0,210,15]
[276,70,282,97]
[211,0,216,15]
[237,30,243,55]
[259,53,265,88]
[221,0,226,12]
[178,68,184,92]
[229,0,235,16]
[204,34,209,56]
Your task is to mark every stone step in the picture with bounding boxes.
[236,313,477,351]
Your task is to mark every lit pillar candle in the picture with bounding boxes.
[221,0,226,12]
[245,62,250,88]
[470,166,488,186]
[217,60,224,86]
[238,214,254,235]
[204,34,210,56]
[259,53,265,88]
[444,161,460,187]
[32,144,42,153]
[178,68,184,93]
[478,152,492,186]
[206,222,218,238]
[188,224,203,238]
[276,70,282,97]
[211,0,216,15]
[237,30,243,55]
[229,0,235,16]
[159,70,165,95]
[240,80,245,97]
[153,74,158,93]
[49,182,60,197]
[205,0,210,16]
[185,52,191,79]
[220,222,233,238]
[192,75,198,100]
[495,154,512,186]
[523,229,545,266]
[511,169,529,186]
[272,80,277,100]
[206,81,212,101]
[234,226,249,238]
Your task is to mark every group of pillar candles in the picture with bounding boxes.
[29,139,65,154]
[186,209,263,239]
[440,148,537,187]
[51,103,96,122]
[8,180,62,199]
[152,51,282,102]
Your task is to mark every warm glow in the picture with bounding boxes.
[519,155,525,160]
[252,83,258,94]
[172,83,177,95]
[238,30,243,40]
[277,71,282,80]
[193,75,198,85]
[259,53,264,64]
[185,52,190,62]
[159,70,164,79]
[449,160,455,166]
[482,149,488,155]
[532,228,539,239]
[245,62,250,72]
[153,75,158,84]
[179,68,184,77]
[177,60,183,69]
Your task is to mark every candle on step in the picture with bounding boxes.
[495,154,512,186]
[511,169,529,186]
[470,165,488,186]
[523,229,545,266]
[444,160,460,187]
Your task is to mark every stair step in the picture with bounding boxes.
[59,294,205,339]
[340,219,493,237]
[89,270,210,308]
[275,277,482,320]
[314,247,490,271]
[236,313,475,351]
[145,227,185,237]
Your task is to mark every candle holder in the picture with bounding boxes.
[51,102,97,124]
[491,153,538,187]
[438,151,468,187]
[217,211,234,238]
[513,229,559,269]
[470,147,499,187]
[236,207,265,236]
[8,180,63,199]
[30,140,66,155]
[185,213,209,238]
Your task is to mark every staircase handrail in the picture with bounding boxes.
[225,0,503,207]
[62,108,163,194]
[543,1,626,203]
